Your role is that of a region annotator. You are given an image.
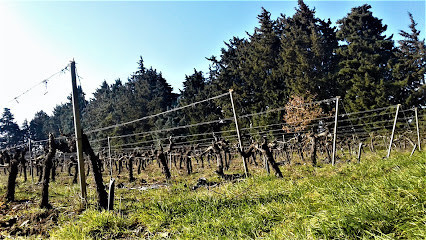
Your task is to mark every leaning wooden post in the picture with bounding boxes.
[357,142,363,163]
[387,104,400,158]
[414,107,421,151]
[70,60,87,202]
[229,89,249,176]
[332,96,340,166]
[410,144,417,157]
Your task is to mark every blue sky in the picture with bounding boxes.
[0,1,424,125]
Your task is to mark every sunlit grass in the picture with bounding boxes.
[1,150,425,239]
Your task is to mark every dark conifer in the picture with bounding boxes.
[336,4,394,112]
[0,108,22,148]
[392,13,425,108]
[278,0,338,100]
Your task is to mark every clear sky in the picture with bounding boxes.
[0,0,424,125]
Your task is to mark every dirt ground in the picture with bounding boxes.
[0,199,66,238]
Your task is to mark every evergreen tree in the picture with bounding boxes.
[279,0,338,100]
[50,103,73,136]
[21,119,30,141]
[207,37,247,91]
[133,57,177,114]
[0,108,22,148]
[82,80,123,147]
[207,8,286,132]
[336,4,394,112]
[242,7,284,113]
[82,57,178,147]
[126,57,178,141]
[180,70,206,104]
[179,70,223,139]
[49,86,87,136]
[392,12,425,108]
[29,111,52,141]
[207,36,248,111]
[83,81,114,135]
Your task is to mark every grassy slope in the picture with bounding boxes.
[48,150,425,240]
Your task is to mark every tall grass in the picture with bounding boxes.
[49,150,425,239]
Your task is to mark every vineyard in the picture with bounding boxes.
[1,1,425,238]
[0,88,425,239]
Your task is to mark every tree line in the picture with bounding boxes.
[1,1,424,148]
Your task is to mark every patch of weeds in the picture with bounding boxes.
[51,209,143,240]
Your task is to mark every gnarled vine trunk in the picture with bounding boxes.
[257,138,283,178]
[6,151,21,202]
[40,134,56,209]
[157,147,171,180]
[82,133,108,210]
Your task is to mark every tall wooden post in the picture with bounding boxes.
[264,156,270,174]
[28,138,34,183]
[357,142,363,163]
[387,104,400,158]
[70,60,87,202]
[229,89,248,176]
[108,178,115,211]
[108,136,113,177]
[332,96,340,166]
[414,107,421,151]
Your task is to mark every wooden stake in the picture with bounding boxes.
[229,89,249,176]
[414,107,421,151]
[387,104,400,158]
[410,144,417,157]
[332,96,340,166]
[108,178,115,211]
[264,156,270,174]
[28,138,34,183]
[70,60,87,202]
[119,194,122,217]
[357,142,363,163]
[108,136,113,177]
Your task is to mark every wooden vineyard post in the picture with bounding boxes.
[414,107,421,151]
[229,89,249,177]
[264,156,270,174]
[332,96,340,166]
[108,136,113,177]
[168,154,171,171]
[28,138,34,183]
[108,178,115,211]
[387,104,400,158]
[410,144,417,157]
[70,60,87,203]
[357,142,363,163]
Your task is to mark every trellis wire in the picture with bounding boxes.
[86,92,230,134]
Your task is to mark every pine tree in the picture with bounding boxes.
[127,57,177,117]
[128,57,178,141]
[179,70,222,139]
[21,120,30,141]
[29,111,52,141]
[207,8,287,133]
[392,12,425,108]
[0,108,22,148]
[48,86,88,136]
[242,7,284,113]
[180,70,206,105]
[336,4,394,112]
[278,0,338,100]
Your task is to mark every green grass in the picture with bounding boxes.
[1,150,425,239]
